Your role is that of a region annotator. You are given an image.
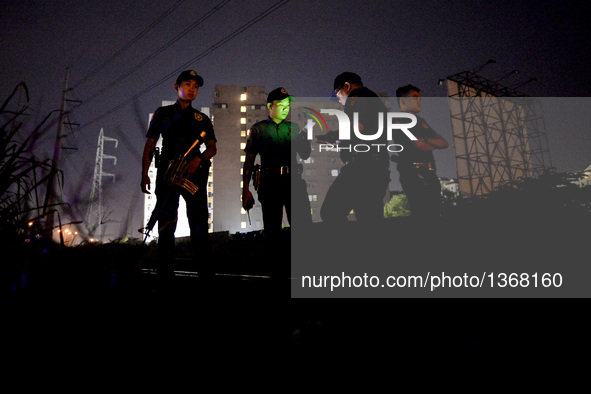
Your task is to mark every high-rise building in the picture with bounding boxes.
[210,85,268,233]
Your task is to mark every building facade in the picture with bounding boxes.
[210,85,268,233]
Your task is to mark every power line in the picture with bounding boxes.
[66,0,143,70]
[81,0,291,130]
[75,0,231,108]
[71,0,188,89]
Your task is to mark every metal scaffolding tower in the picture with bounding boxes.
[86,128,118,241]
[445,69,552,197]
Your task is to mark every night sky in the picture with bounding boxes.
[2,0,590,239]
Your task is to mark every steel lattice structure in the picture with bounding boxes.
[446,71,552,197]
[86,128,118,240]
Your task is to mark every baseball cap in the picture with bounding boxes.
[267,87,294,103]
[176,70,204,87]
[330,72,362,97]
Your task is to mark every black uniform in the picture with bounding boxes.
[393,114,441,219]
[146,101,216,277]
[244,117,311,233]
[320,87,390,224]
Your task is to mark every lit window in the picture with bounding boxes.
[240,181,244,188]
[240,155,246,162]
[241,208,246,214]
[240,142,246,150]
[241,222,247,229]
[240,106,246,113]
[240,118,247,124]
[331,169,339,176]
[240,168,243,175]
[240,93,247,101]
[241,130,247,137]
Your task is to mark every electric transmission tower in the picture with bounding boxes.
[86,128,118,241]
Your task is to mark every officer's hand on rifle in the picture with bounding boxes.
[185,156,202,177]
[242,189,254,211]
[141,172,151,194]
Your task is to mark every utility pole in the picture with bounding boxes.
[42,68,82,243]
[43,69,70,240]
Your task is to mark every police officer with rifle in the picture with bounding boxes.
[141,70,217,289]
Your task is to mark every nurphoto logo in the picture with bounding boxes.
[304,109,419,153]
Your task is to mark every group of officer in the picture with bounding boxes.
[140,70,448,284]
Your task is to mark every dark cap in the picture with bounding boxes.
[267,87,294,103]
[330,72,363,97]
[176,70,204,87]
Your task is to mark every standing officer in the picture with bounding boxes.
[242,87,311,235]
[393,84,448,220]
[141,70,217,288]
[320,72,390,225]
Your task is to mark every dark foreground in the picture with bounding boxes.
[4,210,591,369]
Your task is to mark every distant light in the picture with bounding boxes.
[28,221,34,227]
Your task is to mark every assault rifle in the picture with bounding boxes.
[140,131,208,243]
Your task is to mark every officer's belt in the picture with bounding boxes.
[262,166,291,175]
[411,162,435,171]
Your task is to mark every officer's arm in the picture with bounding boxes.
[242,153,257,190]
[141,138,157,194]
[186,139,216,176]
[427,133,448,149]
[415,133,448,151]
[242,153,257,209]
[296,130,311,161]
[201,139,217,160]
[413,133,449,151]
